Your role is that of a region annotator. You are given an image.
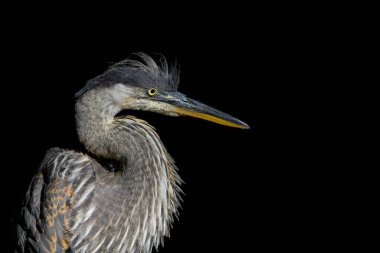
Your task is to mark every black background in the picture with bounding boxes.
[1,5,332,252]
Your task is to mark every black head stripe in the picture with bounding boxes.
[75,53,179,98]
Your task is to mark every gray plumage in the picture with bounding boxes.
[15,53,249,253]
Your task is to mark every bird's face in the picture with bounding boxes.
[113,84,249,129]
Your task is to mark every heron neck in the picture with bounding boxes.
[75,89,161,163]
[75,88,119,158]
[75,89,182,251]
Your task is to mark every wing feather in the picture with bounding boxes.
[15,148,96,253]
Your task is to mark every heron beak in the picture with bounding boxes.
[163,92,250,129]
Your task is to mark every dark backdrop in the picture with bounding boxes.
[0,7,319,252]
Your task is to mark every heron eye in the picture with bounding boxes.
[147,88,157,96]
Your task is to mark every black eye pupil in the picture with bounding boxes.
[148,89,156,96]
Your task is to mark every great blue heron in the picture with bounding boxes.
[15,53,249,253]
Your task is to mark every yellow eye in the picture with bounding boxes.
[147,88,157,96]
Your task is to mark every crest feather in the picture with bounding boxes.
[76,53,180,98]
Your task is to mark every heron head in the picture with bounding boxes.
[76,53,249,129]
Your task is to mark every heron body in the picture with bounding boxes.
[15,53,249,253]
